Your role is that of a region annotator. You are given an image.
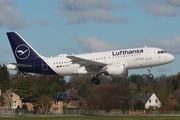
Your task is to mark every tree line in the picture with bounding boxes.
[0,64,180,112]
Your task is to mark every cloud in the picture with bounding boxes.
[139,0,180,17]
[57,0,128,24]
[135,35,180,54]
[35,19,50,26]
[165,0,180,7]
[74,34,180,55]
[0,0,27,29]
[73,36,126,52]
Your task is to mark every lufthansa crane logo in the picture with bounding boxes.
[15,44,30,60]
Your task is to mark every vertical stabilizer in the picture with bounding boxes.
[7,32,42,64]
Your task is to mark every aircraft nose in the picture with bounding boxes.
[168,54,175,62]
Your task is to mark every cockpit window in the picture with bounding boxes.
[158,51,167,54]
[162,51,167,53]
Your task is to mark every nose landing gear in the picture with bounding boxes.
[148,67,153,78]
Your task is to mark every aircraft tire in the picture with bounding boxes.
[149,74,153,78]
[91,76,100,85]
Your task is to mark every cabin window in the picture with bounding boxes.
[149,99,151,103]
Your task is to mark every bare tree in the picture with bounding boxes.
[87,83,130,112]
[36,95,53,114]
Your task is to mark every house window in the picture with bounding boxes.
[170,98,174,101]
[149,99,151,103]
[55,101,59,105]
[11,101,17,108]
[54,109,59,114]
[155,99,158,103]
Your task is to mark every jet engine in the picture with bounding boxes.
[104,63,128,78]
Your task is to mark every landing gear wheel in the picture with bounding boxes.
[91,76,100,85]
[21,72,27,77]
[149,74,153,78]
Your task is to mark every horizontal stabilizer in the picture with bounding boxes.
[7,63,30,71]
[9,63,30,67]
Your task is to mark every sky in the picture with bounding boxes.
[0,0,180,78]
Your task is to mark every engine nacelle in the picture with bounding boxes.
[74,66,88,75]
[104,63,128,78]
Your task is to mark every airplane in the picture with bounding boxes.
[6,32,174,85]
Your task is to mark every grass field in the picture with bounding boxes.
[0,116,180,120]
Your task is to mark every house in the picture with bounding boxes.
[50,100,63,114]
[22,96,36,112]
[50,89,82,114]
[131,92,161,109]
[1,90,22,109]
[168,90,180,105]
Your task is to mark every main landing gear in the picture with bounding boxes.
[148,67,153,78]
[91,75,100,85]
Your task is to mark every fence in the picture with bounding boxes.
[1,109,180,116]
[0,109,14,115]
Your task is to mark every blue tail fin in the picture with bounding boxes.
[7,32,41,64]
[7,32,56,75]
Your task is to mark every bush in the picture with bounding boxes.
[134,100,145,110]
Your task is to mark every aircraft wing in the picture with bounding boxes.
[67,55,106,71]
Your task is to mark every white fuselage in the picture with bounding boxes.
[42,47,174,76]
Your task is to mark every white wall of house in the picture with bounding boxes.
[145,93,161,109]
[2,90,22,109]
[11,93,22,109]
